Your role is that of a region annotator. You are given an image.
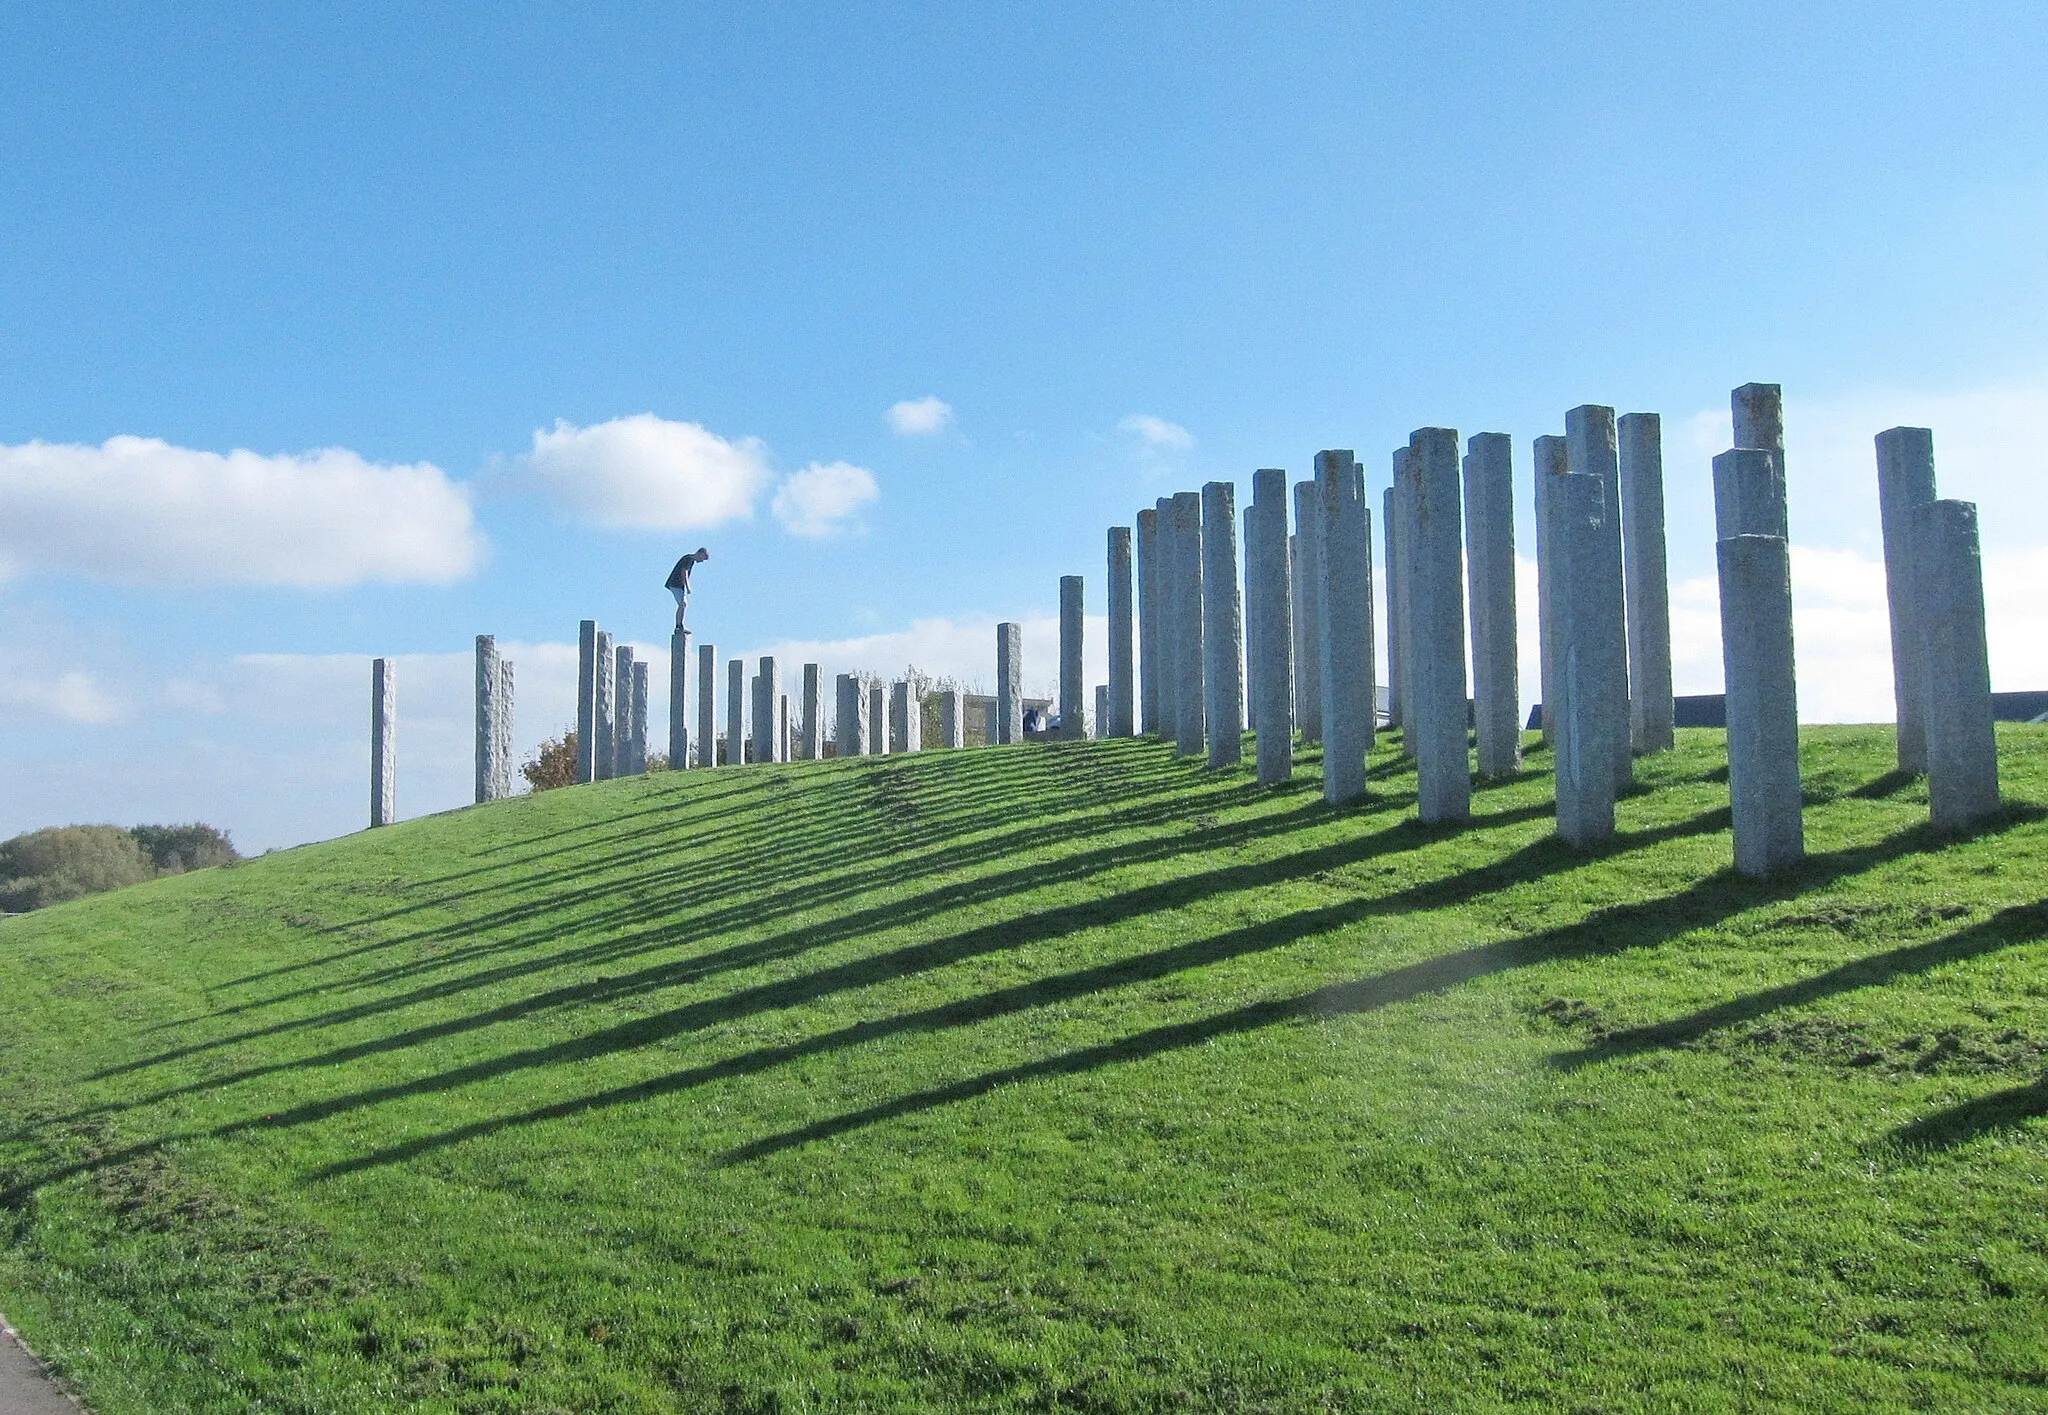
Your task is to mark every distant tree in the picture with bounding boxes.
[645,752,670,772]
[130,823,239,875]
[0,826,156,912]
[522,730,579,792]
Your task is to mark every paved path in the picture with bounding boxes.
[0,1316,83,1414]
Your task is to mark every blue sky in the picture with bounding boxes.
[3,3,2046,849]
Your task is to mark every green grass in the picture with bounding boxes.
[2,725,2046,1413]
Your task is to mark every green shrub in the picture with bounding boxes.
[130,823,239,875]
[0,826,156,912]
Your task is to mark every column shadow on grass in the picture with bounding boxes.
[1888,1076,2048,1152]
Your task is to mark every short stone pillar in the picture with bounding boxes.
[1619,413,1674,754]
[1404,430,1471,824]
[1151,497,1178,737]
[1060,575,1085,740]
[982,697,998,746]
[1317,451,1375,803]
[868,682,888,755]
[726,658,745,765]
[1170,490,1207,757]
[613,644,635,777]
[1567,405,1630,791]
[1712,448,1787,540]
[696,643,717,767]
[1201,480,1244,767]
[1550,474,1624,848]
[1718,533,1805,876]
[1532,435,1567,745]
[1915,499,2000,830]
[835,673,866,756]
[1292,481,1324,743]
[779,693,791,764]
[752,656,782,765]
[629,659,650,774]
[576,620,598,783]
[371,657,395,827]
[1876,427,1938,773]
[800,663,822,760]
[1462,433,1520,778]
[1093,684,1108,739]
[475,635,510,802]
[1249,468,1294,786]
[996,622,1023,744]
[1108,527,1135,737]
[889,680,920,753]
[937,689,964,748]
[593,631,617,780]
[669,627,690,769]
[1136,508,1161,734]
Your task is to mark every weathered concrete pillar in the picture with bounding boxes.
[1916,499,2000,830]
[1151,497,1177,737]
[1379,485,1400,740]
[800,664,822,761]
[1718,532,1804,876]
[496,658,515,790]
[835,673,865,757]
[1291,481,1323,743]
[475,635,503,803]
[1093,684,1108,739]
[593,631,617,780]
[997,622,1023,744]
[1532,435,1567,745]
[612,644,635,777]
[630,659,649,774]
[1249,468,1294,786]
[1107,527,1135,737]
[371,657,395,827]
[696,643,716,768]
[1618,413,1674,754]
[887,680,919,753]
[779,693,791,764]
[1241,503,1259,736]
[1462,434,1520,778]
[752,656,782,765]
[1201,481,1243,767]
[1732,383,1784,468]
[937,689,964,748]
[1170,490,1206,756]
[1136,508,1161,734]
[726,658,744,765]
[1551,475,1623,848]
[1060,575,1085,740]
[1391,450,1419,742]
[982,697,998,746]
[1317,451,1374,803]
[868,682,888,755]
[670,627,690,769]
[576,620,597,783]
[1877,427,1938,773]
[1404,430,1471,824]
[1567,405,1630,790]
[1712,448,1787,541]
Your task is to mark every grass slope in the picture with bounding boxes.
[1,727,2046,1413]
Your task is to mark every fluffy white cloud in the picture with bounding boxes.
[886,396,954,436]
[772,461,880,538]
[520,415,771,531]
[1119,413,1194,451]
[0,670,122,725]
[0,436,481,588]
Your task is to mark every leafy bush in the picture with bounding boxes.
[522,731,579,792]
[130,823,239,875]
[0,826,157,912]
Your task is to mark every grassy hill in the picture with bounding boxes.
[1,726,2045,1413]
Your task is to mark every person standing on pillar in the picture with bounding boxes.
[666,548,711,626]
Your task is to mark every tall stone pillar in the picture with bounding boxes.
[1152,497,1178,738]
[726,658,745,765]
[889,680,921,753]
[1060,575,1085,740]
[1317,451,1374,803]
[592,631,617,780]
[779,694,791,764]
[1200,481,1243,767]
[1170,490,1206,757]
[612,644,635,777]
[1404,430,1471,824]
[1462,433,1520,778]
[1379,485,1400,740]
[800,663,822,761]
[1618,413,1674,754]
[997,622,1023,744]
[576,620,597,783]
[1877,427,1938,773]
[1551,475,1623,848]
[1107,527,1135,738]
[1717,533,1805,876]
[630,660,649,774]
[669,627,690,769]
[835,673,866,757]
[1391,450,1419,742]
[1094,684,1108,739]
[696,643,716,768]
[1249,468,1294,786]
[937,689,964,748]
[868,682,888,755]
[1241,503,1259,736]
[1567,405,1630,790]
[496,658,515,790]
[475,635,503,803]
[1916,499,2000,830]
[1291,482,1323,743]
[370,657,395,828]
[752,656,782,765]
[1136,508,1161,734]
[1532,436,1567,745]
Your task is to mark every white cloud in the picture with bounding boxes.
[772,461,879,538]
[0,436,481,588]
[520,415,771,531]
[886,396,953,436]
[0,670,122,725]
[1119,413,1195,451]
